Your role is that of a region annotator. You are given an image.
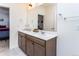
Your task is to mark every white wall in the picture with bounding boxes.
[0,3,27,49]
[0,8,9,27]
[10,4,27,49]
[57,3,79,56]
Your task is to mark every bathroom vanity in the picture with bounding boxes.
[18,30,57,56]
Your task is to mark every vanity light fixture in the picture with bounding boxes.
[28,3,32,9]
[29,4,32,7]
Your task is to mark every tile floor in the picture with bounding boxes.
[0,40,26,56]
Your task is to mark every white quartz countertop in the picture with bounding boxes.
[19,29,58,41]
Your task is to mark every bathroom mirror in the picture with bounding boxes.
[27,3,57,31]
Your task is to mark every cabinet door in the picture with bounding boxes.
[34,43,45,56]
[18,33,22,49]
[21,36,26,52]
[26,39,34,56]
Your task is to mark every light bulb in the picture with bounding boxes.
[28,4,32,9]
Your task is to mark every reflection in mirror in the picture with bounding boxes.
[27,3,57,31]
[38,14,44,30]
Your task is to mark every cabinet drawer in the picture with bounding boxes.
[26,34,45,47]
[33,38,45,47]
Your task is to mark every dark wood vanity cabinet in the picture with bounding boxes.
[18,31,57,56]
[18,32,26,52]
